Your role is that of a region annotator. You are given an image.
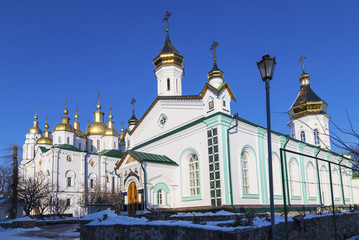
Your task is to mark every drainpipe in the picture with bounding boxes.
[314,148,322,205]
[338,157,345,205]
[140,161,152,213]
[227,113,238,210]
[281,136,290,206]
[114,167,122,206]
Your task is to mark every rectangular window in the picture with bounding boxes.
[90,179,94,189]
[223,100,226,107]
[207,128,221,206]
[66,198,71,206]
[209,100,214,110]
[67,177,72,187]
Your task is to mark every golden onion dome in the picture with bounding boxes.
[53,106,75,133]
[104,128,118,137]
[36,118,53,145]
[36,137,53,145]
[119,126,125,140]
[85,122,107,135]
[103,110,119,137]
[29,114,42,134]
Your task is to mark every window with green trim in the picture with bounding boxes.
[208,127,221,206]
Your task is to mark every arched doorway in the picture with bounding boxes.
[128,182,138,216]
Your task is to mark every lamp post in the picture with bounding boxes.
[257,54,276,240]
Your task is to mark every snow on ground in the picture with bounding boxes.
[85,210,359,233]
[172,210,236,217]
[0,227,48,240]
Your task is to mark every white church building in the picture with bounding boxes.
[20,17,357,217]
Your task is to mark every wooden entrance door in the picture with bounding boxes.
[128,182,138,216]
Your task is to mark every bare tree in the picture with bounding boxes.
[0,165,12,198]
[18,176,49,216]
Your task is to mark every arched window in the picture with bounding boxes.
[289,159,300,197]
[167,78,170,91]
[89,173,97,189]
[113,142,116,149]
[66,137,70,144]
[272,154,282,196]
[79,143,81,150]
[188,154,199,196]
[300,131,306,142]
[306,162,316,198]
[314,129,320,145]
[240,148,259,196]
[333,168,340,199]
[241,152,249,194]
[291,128,295,138]
[320,165,330,205]
[97,140,100,151]
[91,140,93,152]
[157,189,163,205]
[65,170,76,187]
[58,136,62,144]
[154,182,169,205]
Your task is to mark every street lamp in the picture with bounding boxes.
[257,54,276,240]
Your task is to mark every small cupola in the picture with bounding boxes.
[207,41,224,88]
[36,117,53,145]
[288,56,328,119]
[104,107,119,137]
[73,107,86,139]
[153,11,184,96]
[28,110,42,135]
[128,98,138,131]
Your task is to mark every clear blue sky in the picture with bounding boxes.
[0,0,358,156]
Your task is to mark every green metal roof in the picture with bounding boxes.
[39,146,50,153]
[53,144,84,152]
[98,149,124,159]
[129,150,178,166]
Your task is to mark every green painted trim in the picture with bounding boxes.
[291,196,302,200]
[133,112,233,151]
[257,128,268,205]
[274,195,283,200]
[239,145,260,200]
[133,117,205,150]
[179,147,202,202]
[298,143,307,204]
[243,193,260,199]
[335,197,341,201]
[308,197,317,201]
[306,161,317,201]
[314,148,322,205]
[182,195,202,201]
[154,182,169,205]
[221,125,230,205]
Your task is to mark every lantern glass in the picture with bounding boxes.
[257,54,276,81]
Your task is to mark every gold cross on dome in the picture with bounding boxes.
[163,11,172,32]
[210,41,219,62]
[130,98,136,114]
[298,55,307,74]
